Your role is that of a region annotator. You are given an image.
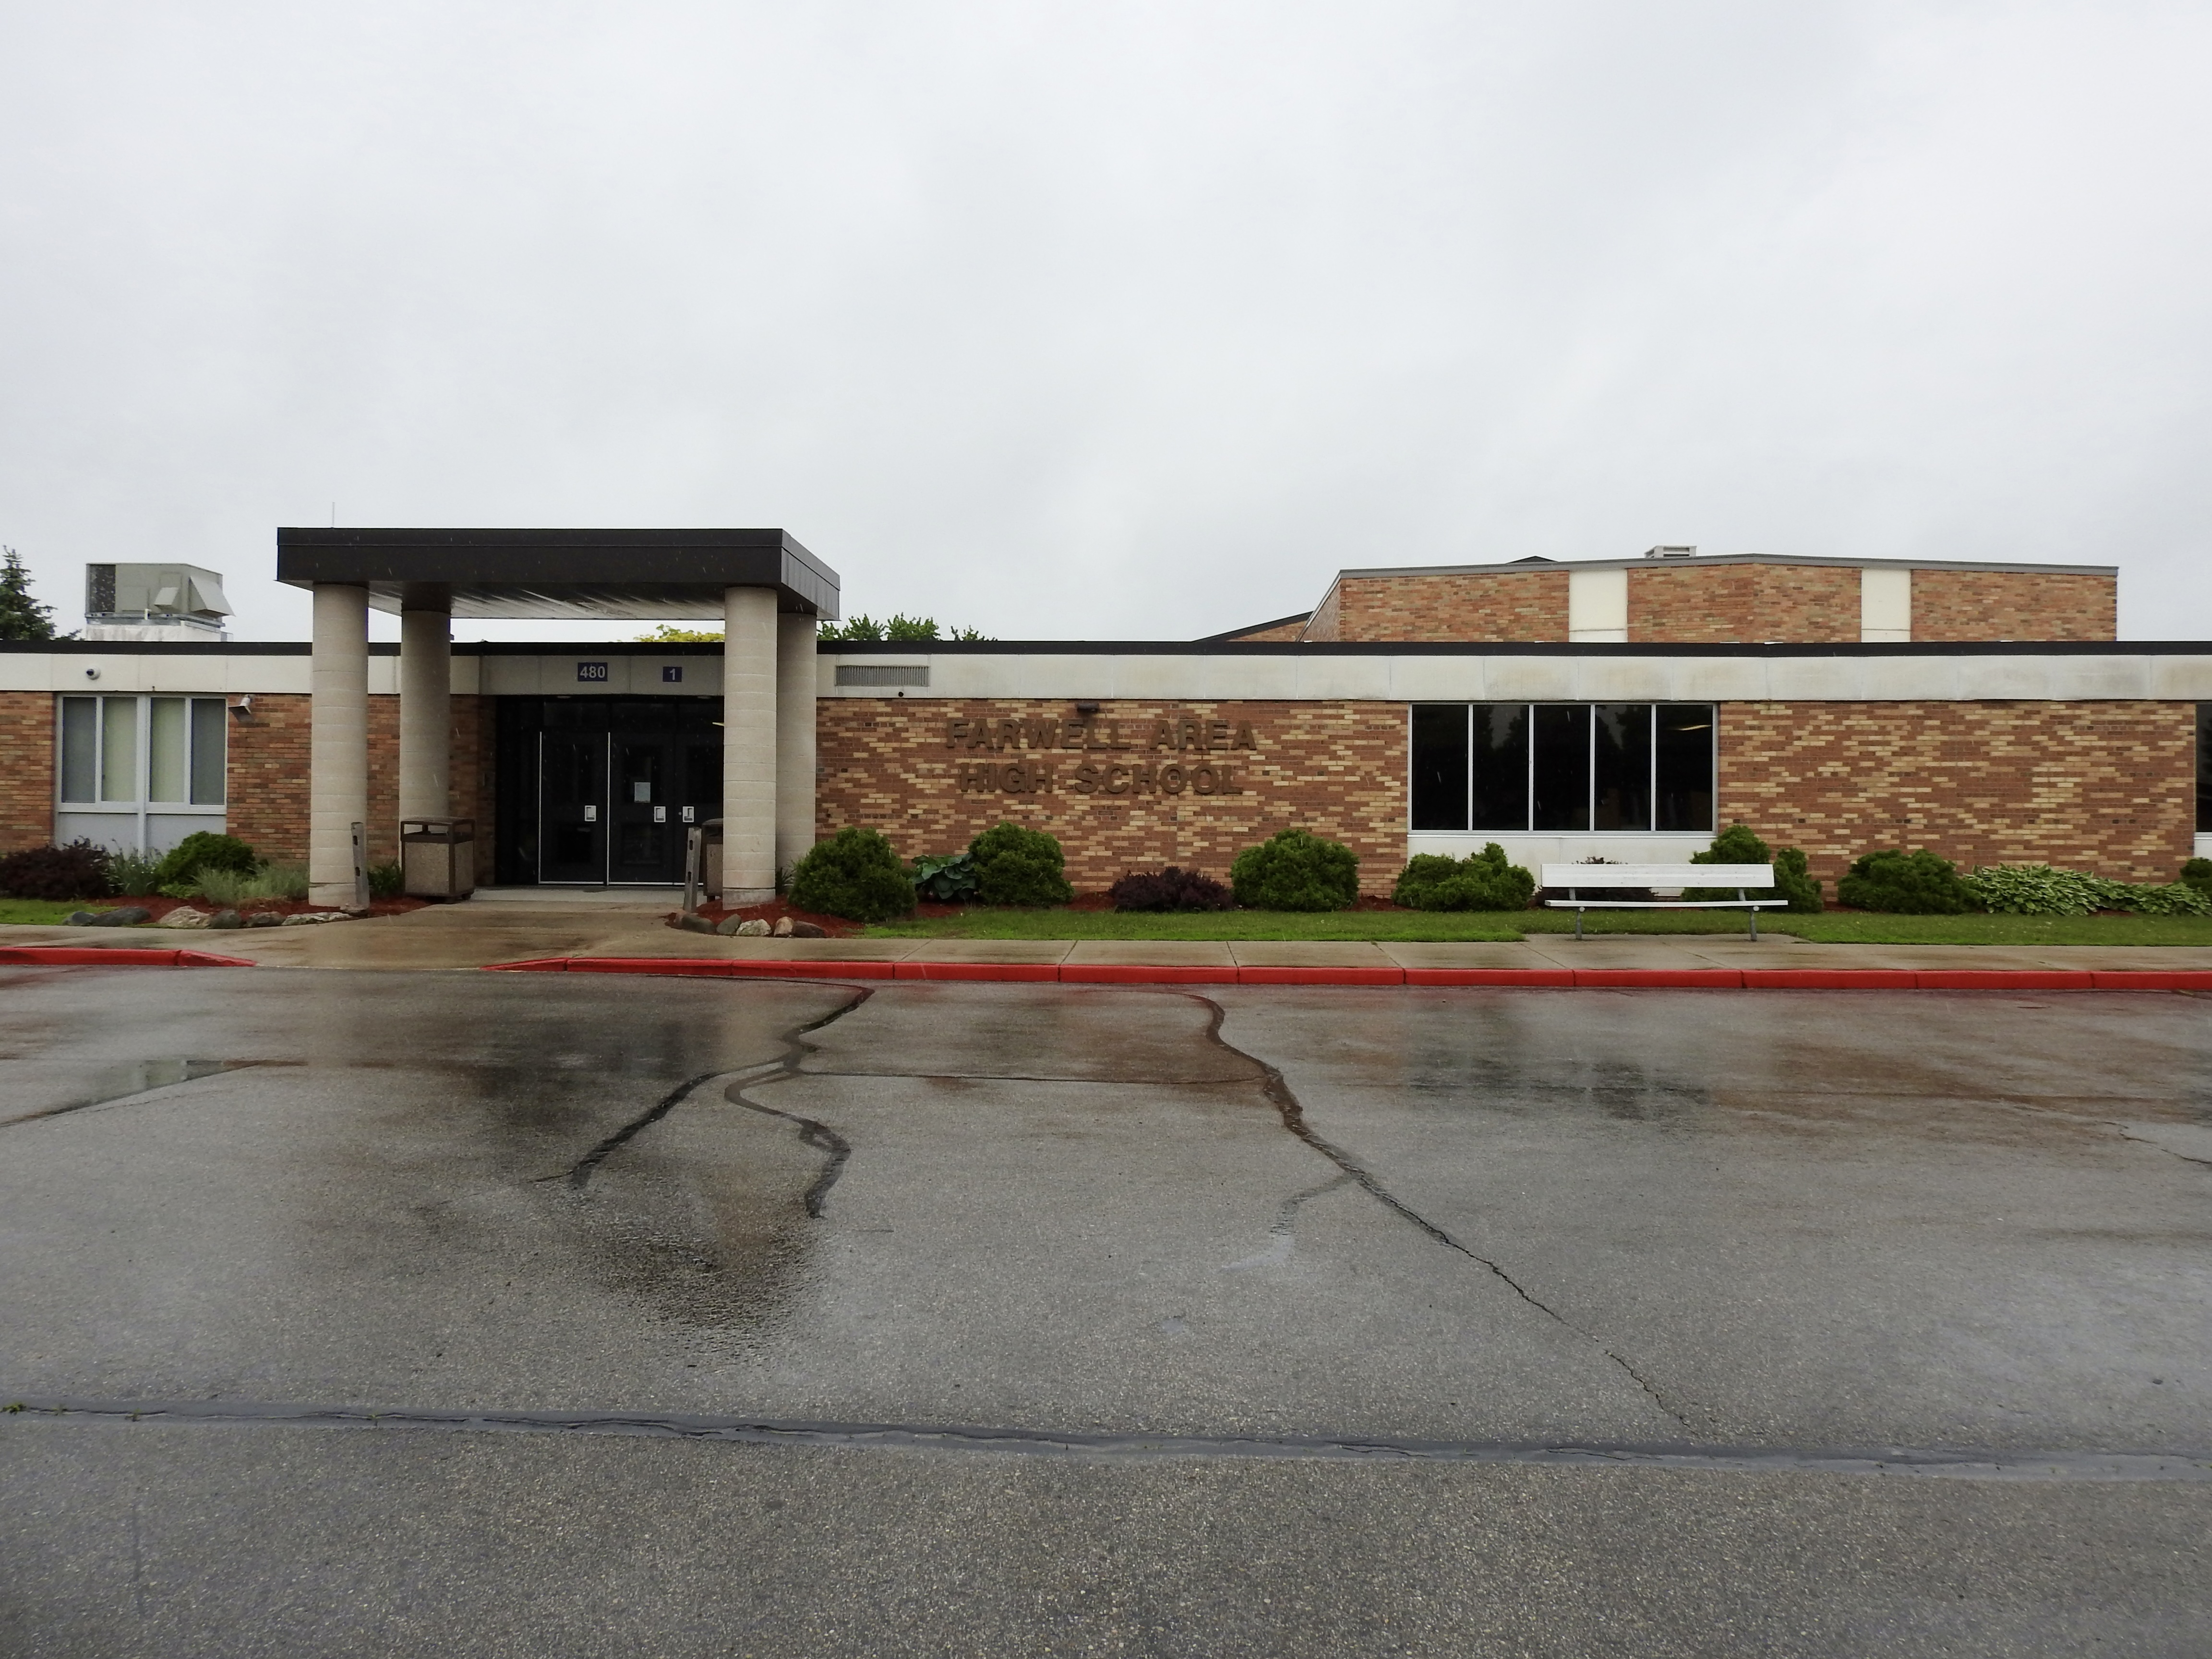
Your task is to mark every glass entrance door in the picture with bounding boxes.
[538,731,608,883]
[610,736,675,883]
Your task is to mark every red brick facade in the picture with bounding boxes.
[1628,564,1862,644]
[1719,701,2196,883]
[817,698,1409,892]
[1305,571,1571,643]
[0,691,56,854]
[1911,570,2116,642]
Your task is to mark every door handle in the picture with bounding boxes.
[680,805,695,824]
[583,805,598,823]
[653,806,667,823]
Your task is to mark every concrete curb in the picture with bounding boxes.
[0,946,257,968]
[485,957,2212,991]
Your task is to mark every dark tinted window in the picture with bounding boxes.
[1592,704,1650,831]
[1655,705,1715,832]
[1410,704,1470,830]
[1531,705,1591,831]
[1470,703,1530,831]
[2199,705,2212,833]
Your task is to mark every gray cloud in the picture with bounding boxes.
[3,0,2207,642]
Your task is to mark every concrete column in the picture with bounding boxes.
[775,612,817,877]
[722,586,779,902]
[397,607,452,823]
[309,583,370,910]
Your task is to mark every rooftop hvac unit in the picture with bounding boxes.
[1643,545,1698,559]
[83,563,233,641]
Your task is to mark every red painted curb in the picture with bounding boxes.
[1402,969,1577,986]
[479,957,2212,992]
[1236,966,1405,986]
[1060,965,1243,984]
[1912,970,2096,990]
[0,946,255,968]
[894,962,1061,981]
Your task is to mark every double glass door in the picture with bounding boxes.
[538,711,722,885]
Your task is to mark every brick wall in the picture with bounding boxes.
[1719,700,2196,882]
[0,692,55,854]
[1911,570,2116,641]
[225,693,405,866]
[1219,615,1311,643]
[1300,584,1343,641]
[1314,571,1570,643]
[817,698,1409,893]
[1628,564,1861,643]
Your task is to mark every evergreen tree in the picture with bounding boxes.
[0,548,60,641]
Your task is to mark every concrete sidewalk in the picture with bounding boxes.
[8,900,2212,974]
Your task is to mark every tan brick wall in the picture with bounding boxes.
[225,693,405,867]
[1300,584,1343,641]
[0,691,56,854]
[1719,700,2196,883]
[817,698,1409,893]
[1220,615,1311,643]
[1317,571,1571,643]
[1910,570,2116,641]
[1629,564,1861,643]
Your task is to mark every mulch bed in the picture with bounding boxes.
[101,895,432,921]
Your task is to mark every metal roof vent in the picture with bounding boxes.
[1643,545,1698,559]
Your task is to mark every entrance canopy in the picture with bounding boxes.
[276,527,839,621]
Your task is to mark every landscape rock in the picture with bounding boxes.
[734,918,773,937]
[155,908,211,929]
[206,910,244,930]
[677,913,717,934]
[281,912,346,926]
[86,907,152,927]
[65,911,97,926]
[246,912,285,928]
[789,920,829,938]
[772,915,794,937]
[712,915,745,936]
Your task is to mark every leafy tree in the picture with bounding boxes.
[0,547,60,641]
[819,613,992,642]
[634,624,723,642]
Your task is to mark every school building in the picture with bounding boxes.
[2,529,2207,901]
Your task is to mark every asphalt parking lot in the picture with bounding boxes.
[3,967,2209,1655]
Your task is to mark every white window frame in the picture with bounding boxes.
[55,694,228,855]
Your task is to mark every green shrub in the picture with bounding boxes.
[2182,857,2212,898]
[1965,863,2212,918]
[910,850,979,902]
[1836,849,1978,914]
[2097,879,2212,917]
[193,862,315,906]
[1231,828,1360,912]
[1680,823,1822,912]
[789,827,917,922]
[0,841,114,901]
[968,823,1073,907]
[154,832,257,891]
[367,861,404,900]
[1393,844,1535,912]
[106,849,164,896]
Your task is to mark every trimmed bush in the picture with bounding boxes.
[788,827,917,922]
[1108,867,1232,912]
[1230,828,1360,912]
[154,832,257,892]
[0,840,115,901]
[1682,823,1822,913]
[1393,844,1535,912]
[968,823,1073,907]
[2182,857,2212,898]
[1836,849,1978,914]
[910,851,979,903]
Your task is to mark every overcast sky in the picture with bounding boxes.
[3,1,2208,643]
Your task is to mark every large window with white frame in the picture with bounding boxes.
[56,694,228,854]
[1410,703,1715,834]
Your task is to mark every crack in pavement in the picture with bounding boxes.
[1222,1173,1357,1272]
[1179,991,1696,1432]
[7,1396,2209,1481]
[560,989,873,1204]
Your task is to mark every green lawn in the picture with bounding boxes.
[866,906,2212,946]
[0,899,116,926]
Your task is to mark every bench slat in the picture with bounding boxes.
[1539,863,1773,888]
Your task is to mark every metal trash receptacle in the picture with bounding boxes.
[402,818,477,900]
[696,818,723,904]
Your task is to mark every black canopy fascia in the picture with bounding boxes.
[276,528,839,621]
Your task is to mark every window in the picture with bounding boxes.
[2199,705,2212,833]
[1409,703,1715,834]
[56,694,228,854]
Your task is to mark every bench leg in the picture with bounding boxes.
[1575,907,1583,942]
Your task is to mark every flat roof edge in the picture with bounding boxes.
[1334,555,2120,579]
[7,638,2201,658]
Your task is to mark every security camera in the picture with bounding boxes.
[83,667,99,681]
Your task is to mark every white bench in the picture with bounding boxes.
[1541,863,1782,940]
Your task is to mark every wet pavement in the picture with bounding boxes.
[3,967,2210,1654]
